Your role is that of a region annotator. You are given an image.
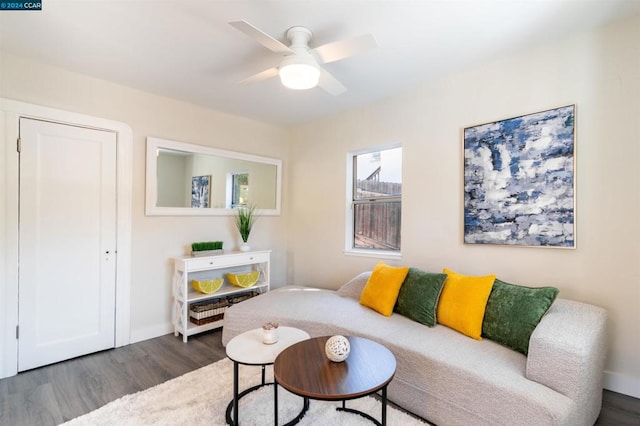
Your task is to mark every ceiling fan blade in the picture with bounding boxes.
[229,20,294,55]
[238,67,279,85]
[318,68,347,96]
[313,34,377,64]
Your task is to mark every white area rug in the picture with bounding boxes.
[63,358,428,425]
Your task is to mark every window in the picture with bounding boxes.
[346,144,402,255]
[231,172,249,207]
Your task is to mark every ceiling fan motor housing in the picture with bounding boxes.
[286,26,313,49]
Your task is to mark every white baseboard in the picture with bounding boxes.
[603,371,640,399]
[129,322,173,344]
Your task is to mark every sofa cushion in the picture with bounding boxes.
[336,271,371,299]
[360,262,409,316]
[394,268,447,327]
[483,278,559,355]
[437,268,495,339]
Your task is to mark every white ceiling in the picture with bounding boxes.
[1,1,639,127]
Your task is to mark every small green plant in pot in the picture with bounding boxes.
[191,241,224,257]
[234,204,256,252]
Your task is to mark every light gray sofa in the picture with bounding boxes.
[221,272,608,426]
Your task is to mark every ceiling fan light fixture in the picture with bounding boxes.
[279,56,320,90]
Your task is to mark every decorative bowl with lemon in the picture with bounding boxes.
[227,271,260,288]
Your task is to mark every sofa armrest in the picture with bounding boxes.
[526,299,608,400]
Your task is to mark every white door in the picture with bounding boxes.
[18,118,117,371]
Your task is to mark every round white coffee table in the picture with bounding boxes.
[225,326,310,426]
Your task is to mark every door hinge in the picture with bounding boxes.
[16,325,19,339]
[17,138,21,153]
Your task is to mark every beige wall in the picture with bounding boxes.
[289,16,639,395]
[0,53,290,341]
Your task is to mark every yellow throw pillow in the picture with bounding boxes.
[360,262,409,316]
[437,268,496,340]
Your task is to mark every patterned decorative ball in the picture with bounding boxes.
[325,335,350,362]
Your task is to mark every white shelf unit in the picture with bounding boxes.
[173,250,270,342]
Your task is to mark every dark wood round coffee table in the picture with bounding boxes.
[273,336,396,426]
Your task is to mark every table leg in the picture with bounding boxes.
[226,367,273,425]
[382,385,387,426]
[274,379,278,426]
[261,364,266,385]
[233,361,239,426]
[337,399,380,425]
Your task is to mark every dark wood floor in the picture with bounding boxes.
[0,329,638,426]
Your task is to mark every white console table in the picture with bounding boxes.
[172,250,270,342]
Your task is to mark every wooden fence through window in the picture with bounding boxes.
[354,180,401,250]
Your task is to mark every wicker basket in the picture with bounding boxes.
[188,290,261,326]
[190,313,225,326]
[227,290,260,305]
[190,299,228,318]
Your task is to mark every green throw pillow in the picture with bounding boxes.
[394,268,447,327]
[482,279,559,355]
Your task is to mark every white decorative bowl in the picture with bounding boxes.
[325,335,350,362]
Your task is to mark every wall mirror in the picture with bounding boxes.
[146,137,282,216]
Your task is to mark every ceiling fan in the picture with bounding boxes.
[229,20,377,95]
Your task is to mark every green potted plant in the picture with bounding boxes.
[234,204,256,252]
[190,240,224,257]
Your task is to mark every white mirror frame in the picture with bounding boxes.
[145,137,282,216]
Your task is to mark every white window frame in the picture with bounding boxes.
[344,142,402,260]
[226,170,249,208]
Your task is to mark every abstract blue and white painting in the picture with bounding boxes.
[464,105,575,247]
[191,175,211,208]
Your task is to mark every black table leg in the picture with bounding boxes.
[227,368,307,426]
[274,379,278,426]
[233,361,239,426]
[382,385,387,426]
[337,394,384,426]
